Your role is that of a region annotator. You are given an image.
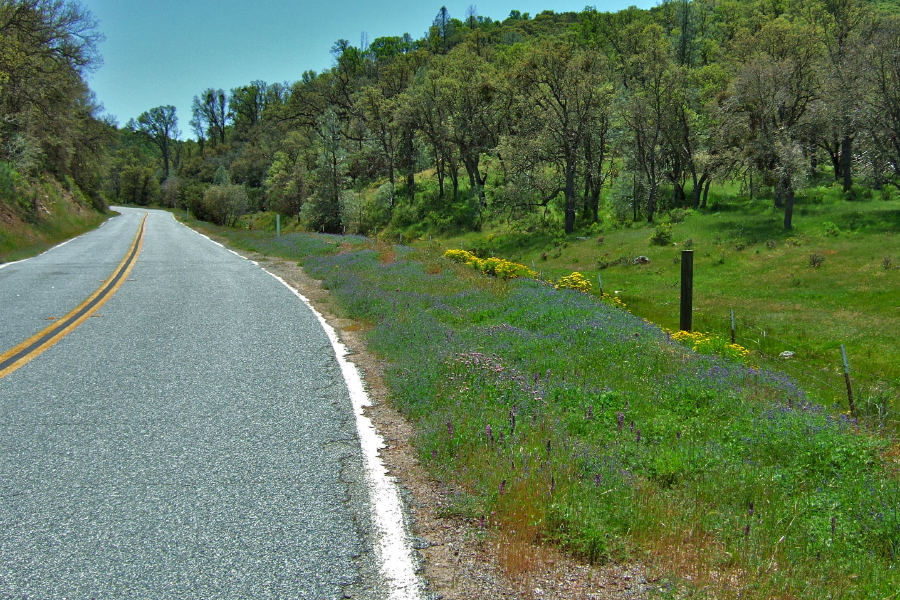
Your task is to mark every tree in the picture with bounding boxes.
[191,88,230,146]
[501,40,613,232]
[0,0,106,184]
[807,0,872,192]
[229,80,268,139]
[618,22,676,223]
[431,6,454,53]
[131,105,178,177]
[864,15,900,187]
[719,18,822,229]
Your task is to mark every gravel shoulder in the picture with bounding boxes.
[231,248,656,600]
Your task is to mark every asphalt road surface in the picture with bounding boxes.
[0,207,416,598]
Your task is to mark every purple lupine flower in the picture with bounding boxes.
[446,420,453,436]
[499,479,506,495]
[616,412,624,431]
[486,424,494,444]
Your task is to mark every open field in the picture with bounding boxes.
[444,187,900,422]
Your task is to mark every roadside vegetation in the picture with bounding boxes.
[188,207,900,599]
[0,0,112,262]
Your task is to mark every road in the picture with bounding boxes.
[0,207,419,599]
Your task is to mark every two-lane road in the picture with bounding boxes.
[0,208,419,598]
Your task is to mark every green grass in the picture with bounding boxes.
[443,185,900,424]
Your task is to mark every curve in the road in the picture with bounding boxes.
[0,213,146,379]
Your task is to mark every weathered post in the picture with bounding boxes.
[841,345,856,417]
[730,309,736,344]
[276,214,281,238]
[680,250,694,332]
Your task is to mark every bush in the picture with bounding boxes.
[200,184,249,226]
[555,271,593,293]
[443,249,537,280]
[823,221,841,236]
[649,223,673,246]
[667,208,690,223]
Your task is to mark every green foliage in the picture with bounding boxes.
[119,165,160,206]
[649,222,673,246]
[193,184,248,226]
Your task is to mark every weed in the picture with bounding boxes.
[650,223,673,246]
[823,221,841,236]
[808,253,825,268]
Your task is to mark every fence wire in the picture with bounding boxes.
[712,315,898,409]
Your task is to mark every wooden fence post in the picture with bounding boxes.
[680,250,694,332]
[841,345,856,417]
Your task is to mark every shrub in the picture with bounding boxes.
[202,184,249,226]
[555,271,593,293]
[669,330,752,365]
[667,208,690,223]
[808,253,825,268]
[443,249,536,280]
[649,223,673,246]
[823,221,841,236]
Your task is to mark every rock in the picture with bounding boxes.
[633,256,651,265]
[779,351,795,359]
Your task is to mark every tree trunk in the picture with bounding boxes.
[405,134,415,203]
[646,184,657,223]
[564,157,576,234]
[783,178,795,230]
[702,177,711,208]
[841,136,853,193]
[692,172,707,208]
[435,150,445,199]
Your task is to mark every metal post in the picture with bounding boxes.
[276,214,281,238]
[680,250,694,332]
[730,309,736,344]
[598,273,603,297]
[841,345,856,417]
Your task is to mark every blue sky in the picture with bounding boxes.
[80,1,659,131]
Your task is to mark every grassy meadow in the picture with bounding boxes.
[185,184,900,598]
[447,185,899,422]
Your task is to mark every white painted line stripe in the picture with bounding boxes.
[179,215,423,599]
[271,272,423,600]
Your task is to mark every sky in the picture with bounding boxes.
[80,0,659,133]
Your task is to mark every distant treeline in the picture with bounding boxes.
[107,1,900,233]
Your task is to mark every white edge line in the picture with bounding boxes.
[181,215,423,599]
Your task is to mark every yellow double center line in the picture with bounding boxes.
[0,214,147,380]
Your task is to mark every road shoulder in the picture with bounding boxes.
[217,247,654,600]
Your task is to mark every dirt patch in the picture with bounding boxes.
[229,249,656,600]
